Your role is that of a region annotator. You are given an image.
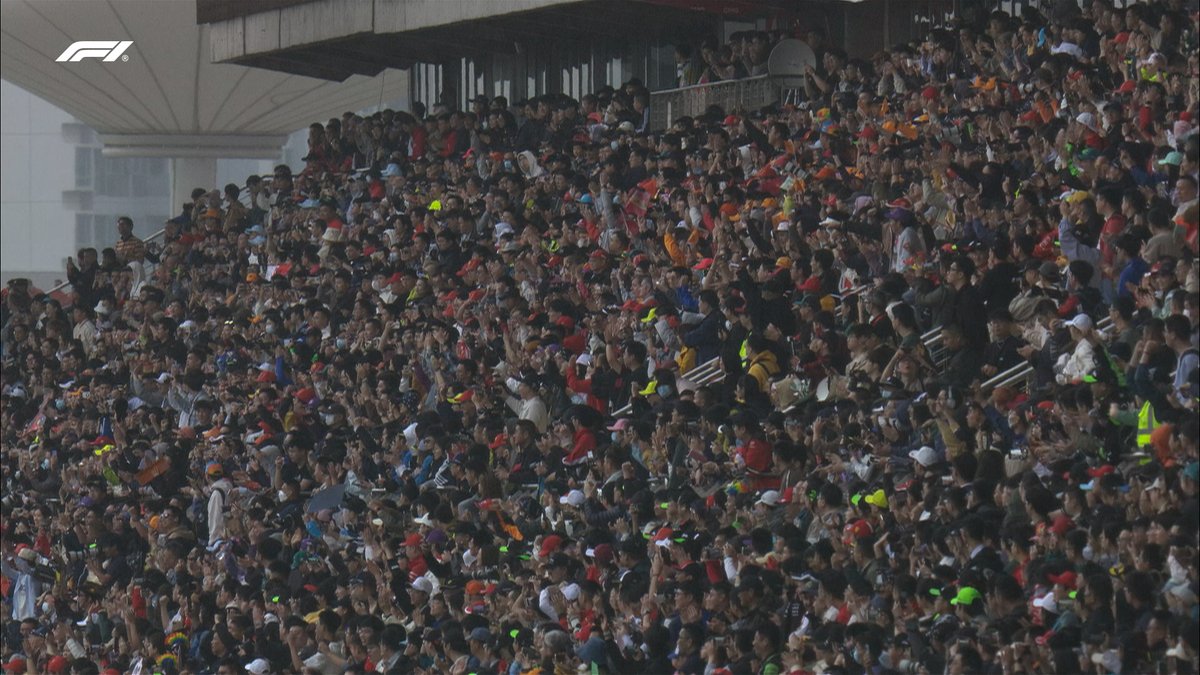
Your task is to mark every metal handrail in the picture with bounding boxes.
[980,314,1117,392]
[44,227,169,298]
[609,356,724,418]
[981,361,1033,391]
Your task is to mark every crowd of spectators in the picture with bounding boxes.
[2,1,1199,674]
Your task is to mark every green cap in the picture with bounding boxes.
[950,586,981,606]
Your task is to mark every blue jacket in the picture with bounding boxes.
[683,309,725,364]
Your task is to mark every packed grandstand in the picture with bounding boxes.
[1,2,1198,674]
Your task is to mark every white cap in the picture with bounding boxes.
[1032,593,1058,612]
[245,658,271,675]
[1066,314,1093,332]
[562,583,581,601]
[909,446,938,467]
[756,490,782,507]
[411,577,434,594]
[1075,112,1098,132]
[576,353,592,367]
[559,490,585,507]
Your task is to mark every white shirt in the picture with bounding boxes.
[892,226,925,272]
[506,395,549,433]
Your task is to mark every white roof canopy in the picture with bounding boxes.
[0,0,407,157]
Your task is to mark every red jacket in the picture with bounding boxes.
[564,427,596,465]
[739,439,778,490]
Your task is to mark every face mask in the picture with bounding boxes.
[611,431,621,444]
[277,490,288,503]
[321,413,335,425]
[724,320,733,330]
[389,252,400,262]
[657,385,673,397]
[335,338,347,350]
[55,399,66,410]
[264,324,277,335]
[42,602,53,614]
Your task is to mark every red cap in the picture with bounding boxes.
[693,258,715,271]
[562,333,586,354]
[885,197,912,210]
[590,543,614,565]
[1087,465,1115,478]
[294,387,317,404]
[404,533,424,547]
[844,519,873,542]
[653,526,674,542]
[1047,570,1077,589]
[1115,80,1136,94]
[388,272,404,284]
[722,115,740,126]
[488,434,507,450]
[256,370,276,383]
[47,656,70,674]
[1113,31,1130,44]
[921,85,938,100]
[465,580,496,596]
[539,534,563,557]
[2,659,26,673]
[457,258,482,276]
[1049,514,1074,536]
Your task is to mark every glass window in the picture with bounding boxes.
[75,214,92,247]
[75,148,92,189]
